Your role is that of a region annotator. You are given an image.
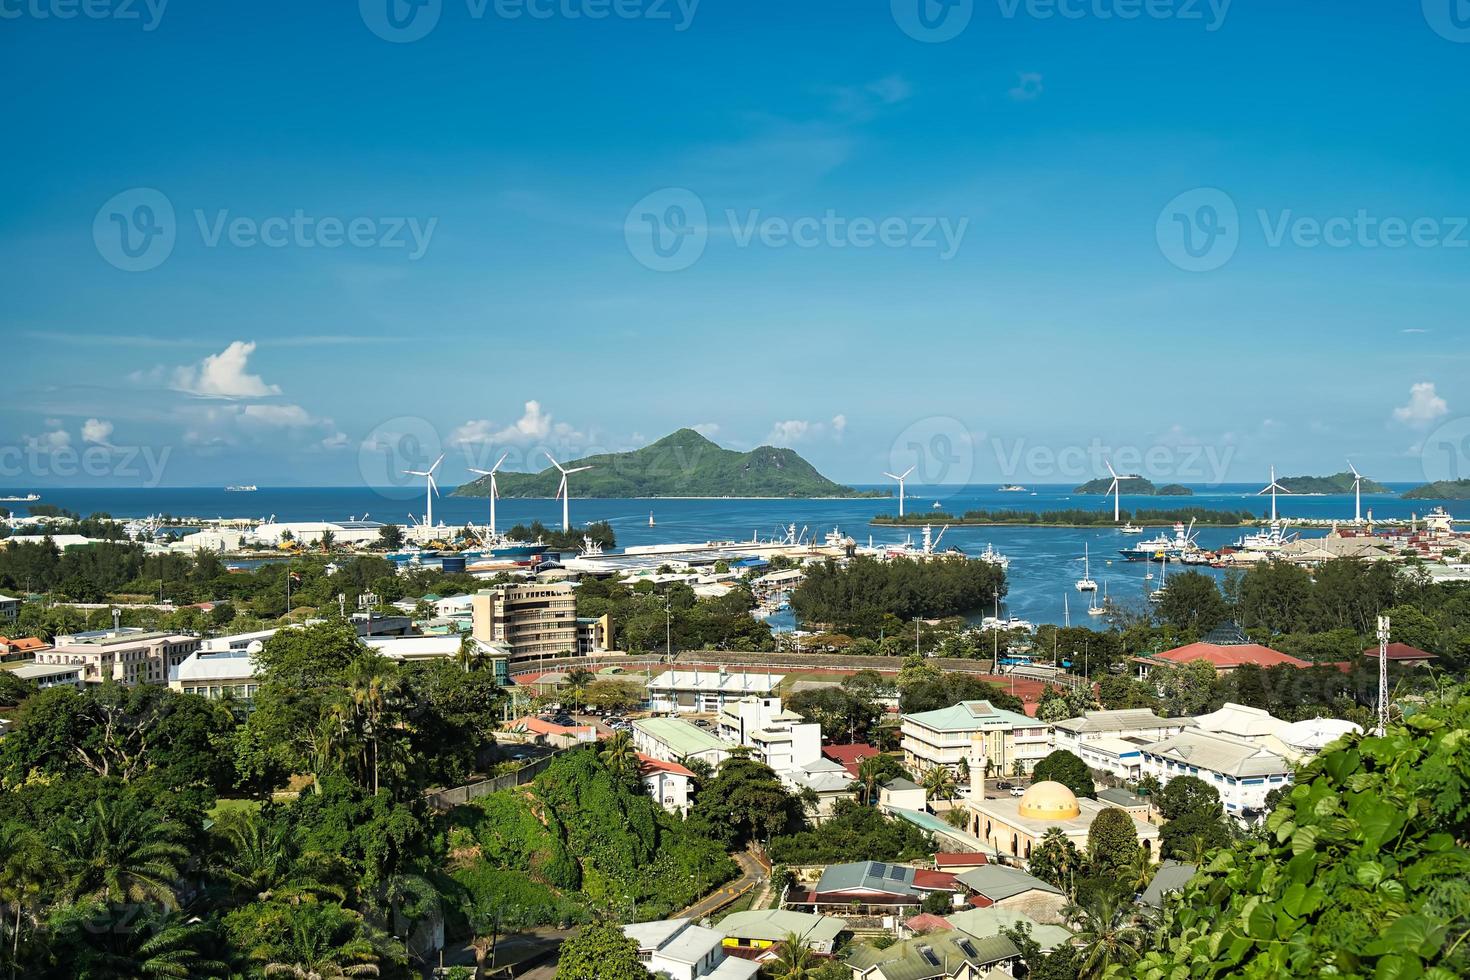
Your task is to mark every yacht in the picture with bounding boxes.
[998,485,1027,492]
[1119,522,1142,534]
[978,542,1010,571]
[225,485,258,492]
[1233,520,1296,553]
[1088,581,1108,617]
[1074,543,1098,592]
[0,493,40,502]
[1119,521,1195,562]
[980,614,1035,631]
[649,511,656,527]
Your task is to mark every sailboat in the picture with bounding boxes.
[649,511,656,527]
[1150,557,1169,602]
[1075,544,1098,592]
[1088,580,1107,617]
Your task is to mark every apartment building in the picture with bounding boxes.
[716,696,822,771]
[1050,708,1193,756]
[1138,728,1294,819]
[901,700,1050,777]
[471,584,578,665]
[37,628,200,686]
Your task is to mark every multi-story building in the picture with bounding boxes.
[716,696,822,771]
[646,669,783,714]
[633,716,733,767]
[11,661,85,690]
[37,628,200,686]
[1051,708,1193,756]
[901,700,1050,778]
[1138,728,1294,820]
[577,615,611,655]
[471,584,578,665]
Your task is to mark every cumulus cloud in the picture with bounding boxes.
[1392,382,1449,427]
[450,401,584,447]
[24,426,71,452]
[764,415,849,447]
[169,341,282,399]
[81,418,115,446]
[182,402,342,449]
[692,422,721,438]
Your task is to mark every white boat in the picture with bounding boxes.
[1119,522,1142,534]
[998,485,1027,492]
[978,542,1010,571]
[1088,580,1108,617]
[980,615,1034,631]
[932,500,943,509]
[1119,520,1196,562]
[1075,544,1098,592]
[1150,557,1169,602]
[225,485,258,492]
[649,511,655,527]
[1233,519,1296,553]
[0,493,41,502]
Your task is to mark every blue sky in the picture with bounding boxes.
[3,0,1468,488]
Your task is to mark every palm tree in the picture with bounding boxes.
[856,755,887,805]
[599,730,639,782]
[319,529,336,553]
[564,667,595,710]
[1119,844,1156,896]
[922,767,958,806]
[454,634,486,673]
[50,904,228,979]
[0,823,60,980]
[767,933,818,980]
[262,906,383,979]
[61,800,188,909]
[212,810,293,901]
[344,657,407,795]
[1066,886,1148,979]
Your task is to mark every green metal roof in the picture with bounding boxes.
[632,717,728,755]
[903,700,1035,733]
[717,909,846,945]
[847,929,1018,980]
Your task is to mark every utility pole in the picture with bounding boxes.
[1376,615,1390,736]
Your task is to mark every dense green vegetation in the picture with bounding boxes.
[1277,470,1390,494]
[1403,477,1470,500]
[791,555,1005,635]
[871,507,1254,526]
[506,519,617,552]
[453,429,878,499]
[575,575,776,653]
[767,799,931,865]
[1074,476,1181,495]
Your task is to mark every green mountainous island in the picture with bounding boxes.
[1403,479,1470,500]
[1278,471,1390,494]
[1073,476,1193,496]
[452,428,881,498]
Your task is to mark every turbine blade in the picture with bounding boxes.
[491,451,509,473]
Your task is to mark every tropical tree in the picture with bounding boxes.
[767,933,819,980]
[1085,807,1139,879]
[1066,885,1148,978]
[342,656,407,795]
[61,799,188,909]
[1026,827,1083,897]
[454,633,487,673]
[256,903,387,979]
[0,822,61,979]
[48,903,228,980]
[554,922,650,980]
[564,668,595,710]
[598,731,639,783]
[921,767,958,806]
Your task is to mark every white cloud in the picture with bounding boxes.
[831,414,847,439]
[169,341,282,399]
[450,401,584,447]
[81,418,115,446]
[764,415,849,447]
[1392,382,1449,427]
[692,422,721,438]
[24,427,71,452]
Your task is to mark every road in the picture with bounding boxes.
[679,849,766,921]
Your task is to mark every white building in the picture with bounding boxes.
[248,519,388,547]
[171,650,258,700]
[1189,703,1290,742]
[717,696,822,771]
[632,716,733,767]
[901,700,1051,777]
[1138,729,1294,820]
[1051,708,1194,756]
[199,628,279,654]
[37,628,200,687]
[0,594,20,621]
[623,920,759,980]
[1074,736,1147,782]
[647,669,783,714]
[639,754,696,817]
[781,757,859,820]
[11,661,85,690]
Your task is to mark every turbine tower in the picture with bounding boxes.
[467,451,510,537]
[545,452,593,532]
[1347,460,1365,524]
[404,454,444,529]
[1257,465,1291,523]
[883,466,916,518]
[1104,460,1123,523]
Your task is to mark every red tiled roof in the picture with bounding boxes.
[637,753,695,778]
[934,852,988,868]
[822,743,879,776]
[0,637,48,652]
[912,869,959,891]
[1152,642,1310,670]
[1364,642,1436,662]
[904,913,952,932]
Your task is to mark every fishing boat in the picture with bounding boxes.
[1075,544,1098,592]
[1119,522,1142,534]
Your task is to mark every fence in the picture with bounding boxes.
[423,748,566,811]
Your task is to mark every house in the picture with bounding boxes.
[945,907,1073,952]
[1139,860,1197,910]
[622,919,755,980]
[1074,735,1148,781]
[1190,702,1290,741]
[846,929,1019,980]
[1051,708,1193,756]
[716,909,846,955]
[0,635,48,662]
[901,700,1051,778]
[933,853,989,874]
[879,778,928,812]
[1094,786,1150,820]
[953,865,1068,925]
[1138,729,1293,819]
[508,716,599,748]
[1364,642,1437,667]
[647,669,784,714]
[1264,718,1361,761]
[1134,642,1310,679]
[10,661,85,690]
[632,717,732,767]
[787,862,959,915]
[781,757,859,820]
[640,754,696,817]
[823,743,880,777]
[963,781,1159,872]
[0,595,20,621]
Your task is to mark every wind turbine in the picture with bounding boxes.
[545,452,593,532]
[1257,465,1291,523]
[883,465,916,518]
[467,451,510,537]
[404,454,444,529]
[1347,460,1365,524]
[1104,460,1123,523]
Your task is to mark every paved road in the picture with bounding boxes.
[679,850,765,921]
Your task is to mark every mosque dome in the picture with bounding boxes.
[1017,780,1081,821]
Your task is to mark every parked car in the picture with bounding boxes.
[996,780,1013,790]
[1009,786,1026,797]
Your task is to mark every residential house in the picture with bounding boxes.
[787,861,959,916]
[1134,642,1310,679]
[1364,642,1437,668]
[623,919,758,980]
[716,909,846,955]
[953,865,1069,925]
[718,696,823,771]
[1139,860,1197,910]
[846,929,1019,980]
[781,757,859,821]
[945,908,1073,952]
[640,754,696,817]
[0,635,48,662]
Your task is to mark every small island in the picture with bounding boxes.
[1403,479,1470,501]
[452,428,882,499]
[1279,471,1390,494]
[871,506,1256,527]
[1073,476,1193,497]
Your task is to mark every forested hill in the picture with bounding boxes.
[1278,471,1390,494]
[452,428,880,498]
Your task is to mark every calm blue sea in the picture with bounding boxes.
[6,483,1458,629]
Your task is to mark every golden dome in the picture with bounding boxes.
[1016,780,1081,821]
